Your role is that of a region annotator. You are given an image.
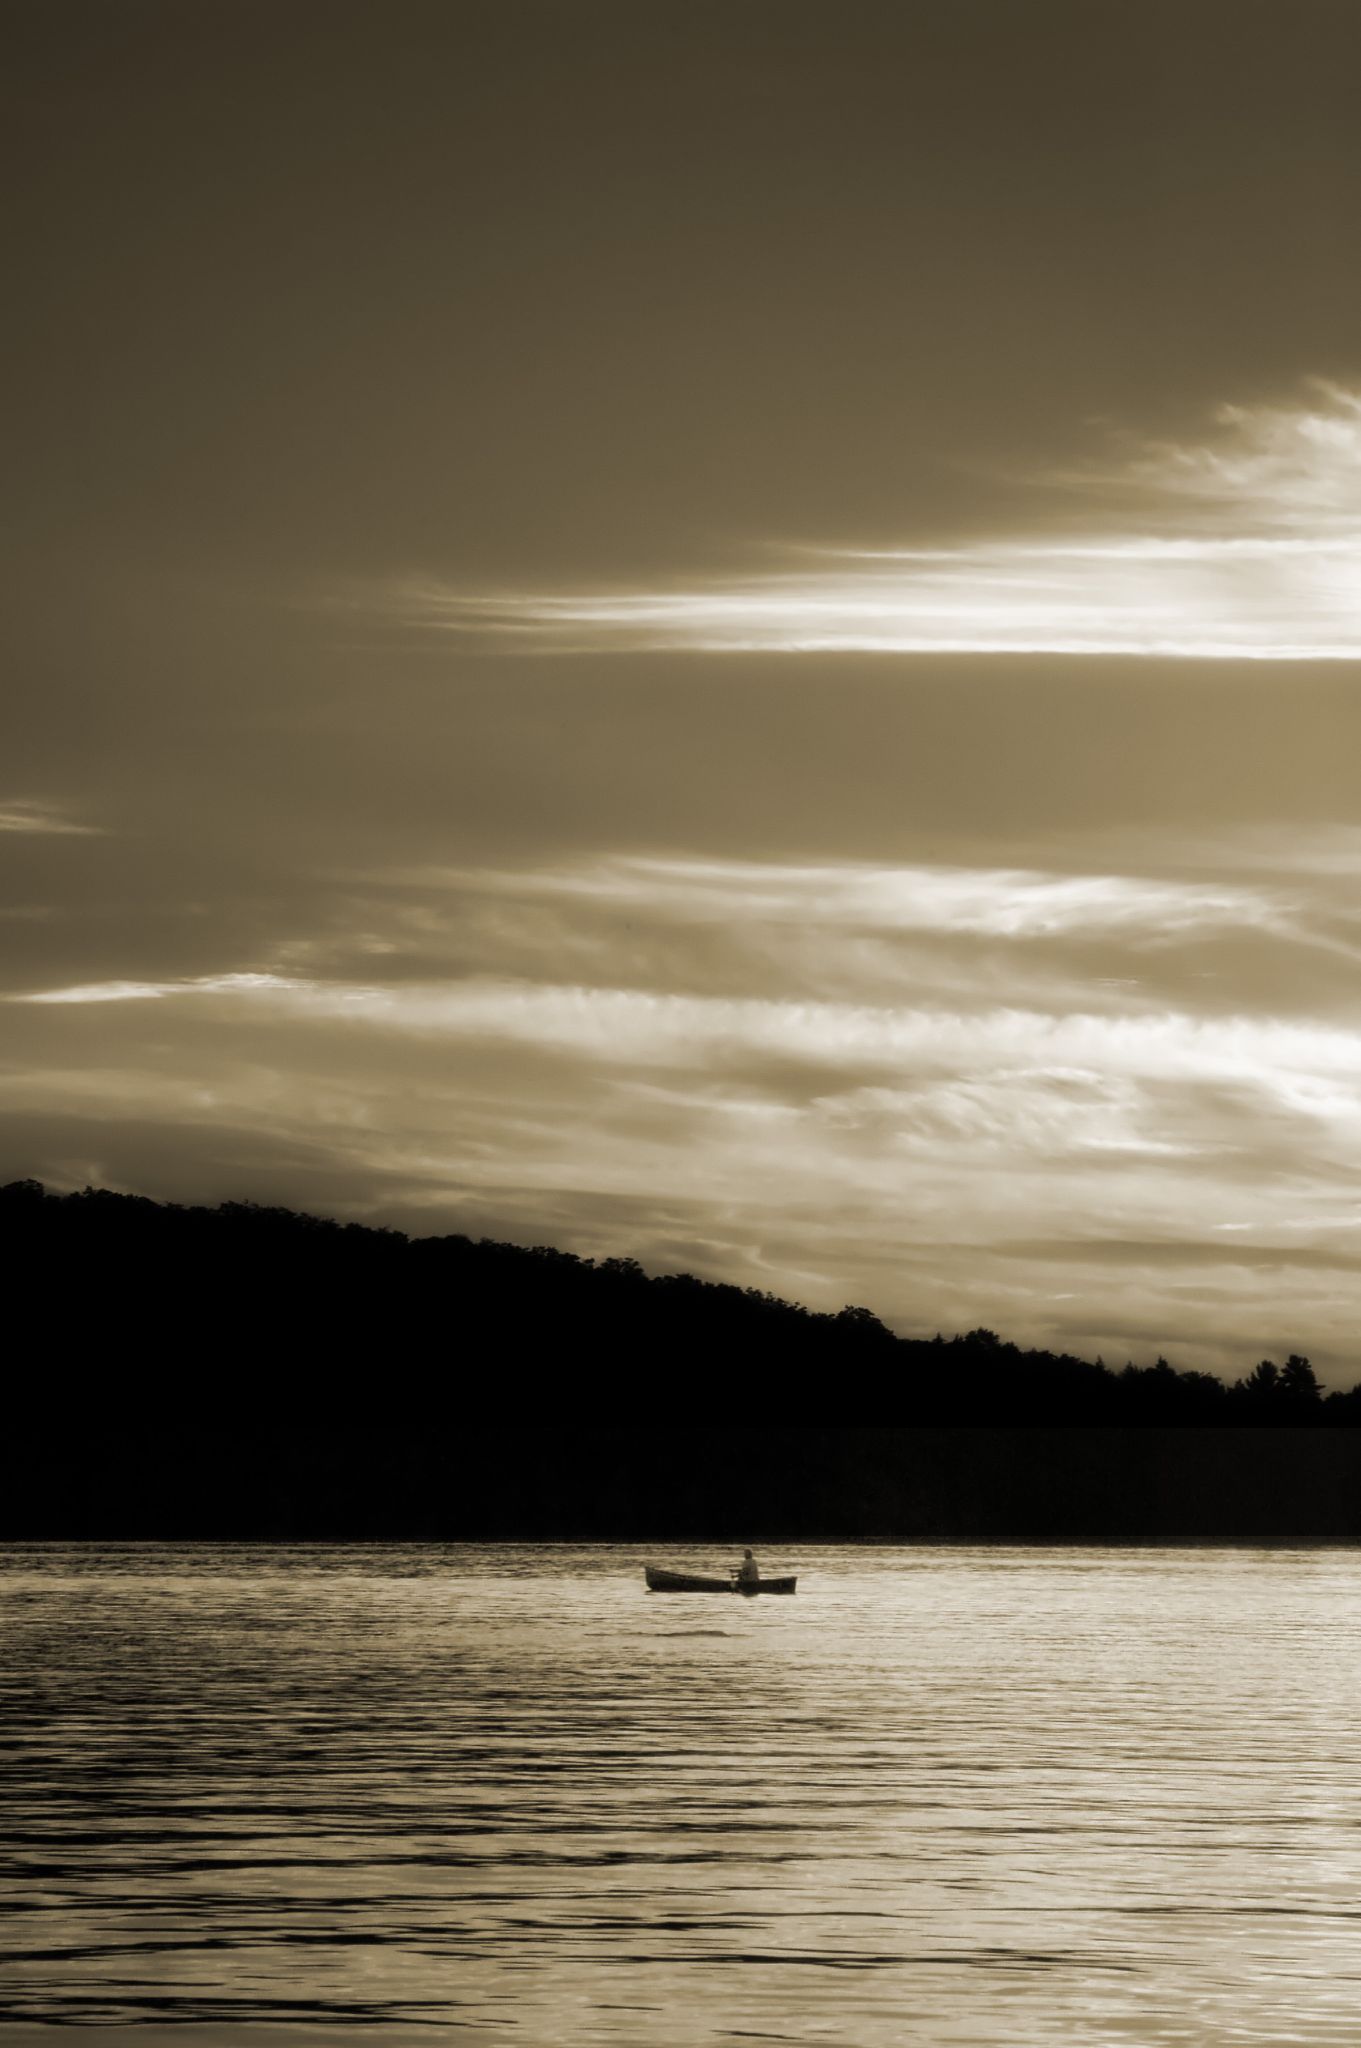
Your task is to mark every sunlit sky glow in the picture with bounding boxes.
[5,0,1361,1380]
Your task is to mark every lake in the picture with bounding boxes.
[1,1543,1358,2045]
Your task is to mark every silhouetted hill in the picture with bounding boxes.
[3,1180,1358,1540]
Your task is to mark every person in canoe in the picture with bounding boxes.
[734,1548,760,1588]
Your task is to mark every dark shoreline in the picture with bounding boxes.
[7,1180,1358,1544]
[6,1429,1360,1546]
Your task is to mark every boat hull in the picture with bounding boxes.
[644,1566,797,1594]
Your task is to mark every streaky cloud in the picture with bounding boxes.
[16,972,304,1006]
[396,384,1361,658]
[395,853,1287,944]
[0,798,102,836]
[15,968,1361,1103]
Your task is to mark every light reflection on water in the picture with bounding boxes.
[1,1543,1358,2045]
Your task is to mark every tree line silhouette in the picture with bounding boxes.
[3,1178,1356,1425]
[4,1179,1358,1541]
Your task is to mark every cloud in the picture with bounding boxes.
[14,964,1361,1115]
[396,383,1361,657]
[16,972,304,1006]
[1095,381,1361,535]
[6,840,1359,1379]
[402,852,1286,944]
[0,799,100,836]
[316,849,1361,1027]
[14,849,1322,1024]
[5,974,1359,1378]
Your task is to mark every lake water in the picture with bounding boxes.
[1,1543,1358,2046]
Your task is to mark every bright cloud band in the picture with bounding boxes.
[401,384,1361,657]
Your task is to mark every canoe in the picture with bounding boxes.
[644,1565,797,1595]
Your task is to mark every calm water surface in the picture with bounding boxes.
[1,1543,1358,2045]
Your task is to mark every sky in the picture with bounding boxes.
[5,0,1361,1380]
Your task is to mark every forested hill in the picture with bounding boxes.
[4,1180,1360,1542]
[4,1178,1357,1425]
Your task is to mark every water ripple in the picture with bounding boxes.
[1,1542,1359,2045]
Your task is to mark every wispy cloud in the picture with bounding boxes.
[8,964,1360,1372]
[350,851,1361,1019]
[7,838,1359,1376]
[1088,382,1361,536]
[0,799,101,836]
[15,966,1361,1104]
[397,383,1361,657]
[16,973,305,1005]
[17,845,1348,1026]
[408,853,1286,944]
[9,875,1360,1373]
